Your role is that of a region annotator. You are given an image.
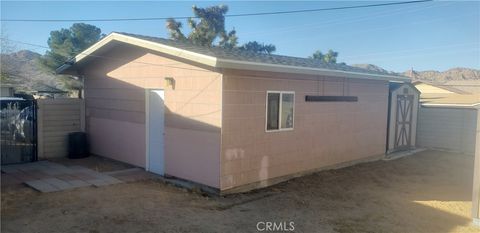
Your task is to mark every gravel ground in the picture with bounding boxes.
[1,150,477,233]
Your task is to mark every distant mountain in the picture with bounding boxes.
[352,64,479,82]
[1,50,61,91]
[404,68,480,83]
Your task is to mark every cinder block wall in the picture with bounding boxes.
[416,106,477,154]
[37,98,84,159]
[220,70,389,192]
[80,45,222,188]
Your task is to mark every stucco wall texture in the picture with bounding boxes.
[81,45,222,188]
[220,70,389,191]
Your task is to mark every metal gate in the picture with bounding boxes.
[394,94,414,150]
[1,99,37,164]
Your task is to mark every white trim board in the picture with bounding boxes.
[145,89,150,172]
[265,91,295,133]
[421,103,480,109]
[145,89,165,175]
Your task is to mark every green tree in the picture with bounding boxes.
[310,49,339,63]
[0,32,16,84]
[166,5,275,54]
[39,23,104,90]
[166,5,237,48]
[0,73,10,83]
[239,41,276,54]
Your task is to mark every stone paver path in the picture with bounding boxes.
[1,161,123,192]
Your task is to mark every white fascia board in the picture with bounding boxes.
[56,33,119,74]
[57,32,218,74]
[111,33,217,67]
[75,33,117,63]
[216,58,410,82]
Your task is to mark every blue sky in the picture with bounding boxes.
[1,1,479,72]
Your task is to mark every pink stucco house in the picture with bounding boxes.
[58,32,411,194]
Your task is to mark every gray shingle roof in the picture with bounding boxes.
[115,32,404,78]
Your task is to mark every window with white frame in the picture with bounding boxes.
[266,91,295,131]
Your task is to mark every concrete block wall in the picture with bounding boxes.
[220,70,389,191]
[81,45,222,188]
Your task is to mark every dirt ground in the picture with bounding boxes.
[1,150,478,233]
[49,155,135,172]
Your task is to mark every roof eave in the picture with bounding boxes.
[57,33,119,75]
[56,62,73,75]
[57,32,218,75]
[216,59,410,82]
[57,32,410,82]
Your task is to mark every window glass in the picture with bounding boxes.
[267,93,280,130]
[266,92,295,131]
[281,93,294,129]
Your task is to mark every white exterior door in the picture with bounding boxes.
[147,89,165,175]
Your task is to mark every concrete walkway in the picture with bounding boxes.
[1,161,123,192]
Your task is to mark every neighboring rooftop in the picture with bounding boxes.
[32,84,67,94]
[413,80,471,95]
[58,32,409,82]
[420,93,480,107]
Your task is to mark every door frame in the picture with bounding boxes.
[145,89,165,173]
[386,83,420,154]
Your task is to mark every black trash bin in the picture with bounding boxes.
[68,132,89,159]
